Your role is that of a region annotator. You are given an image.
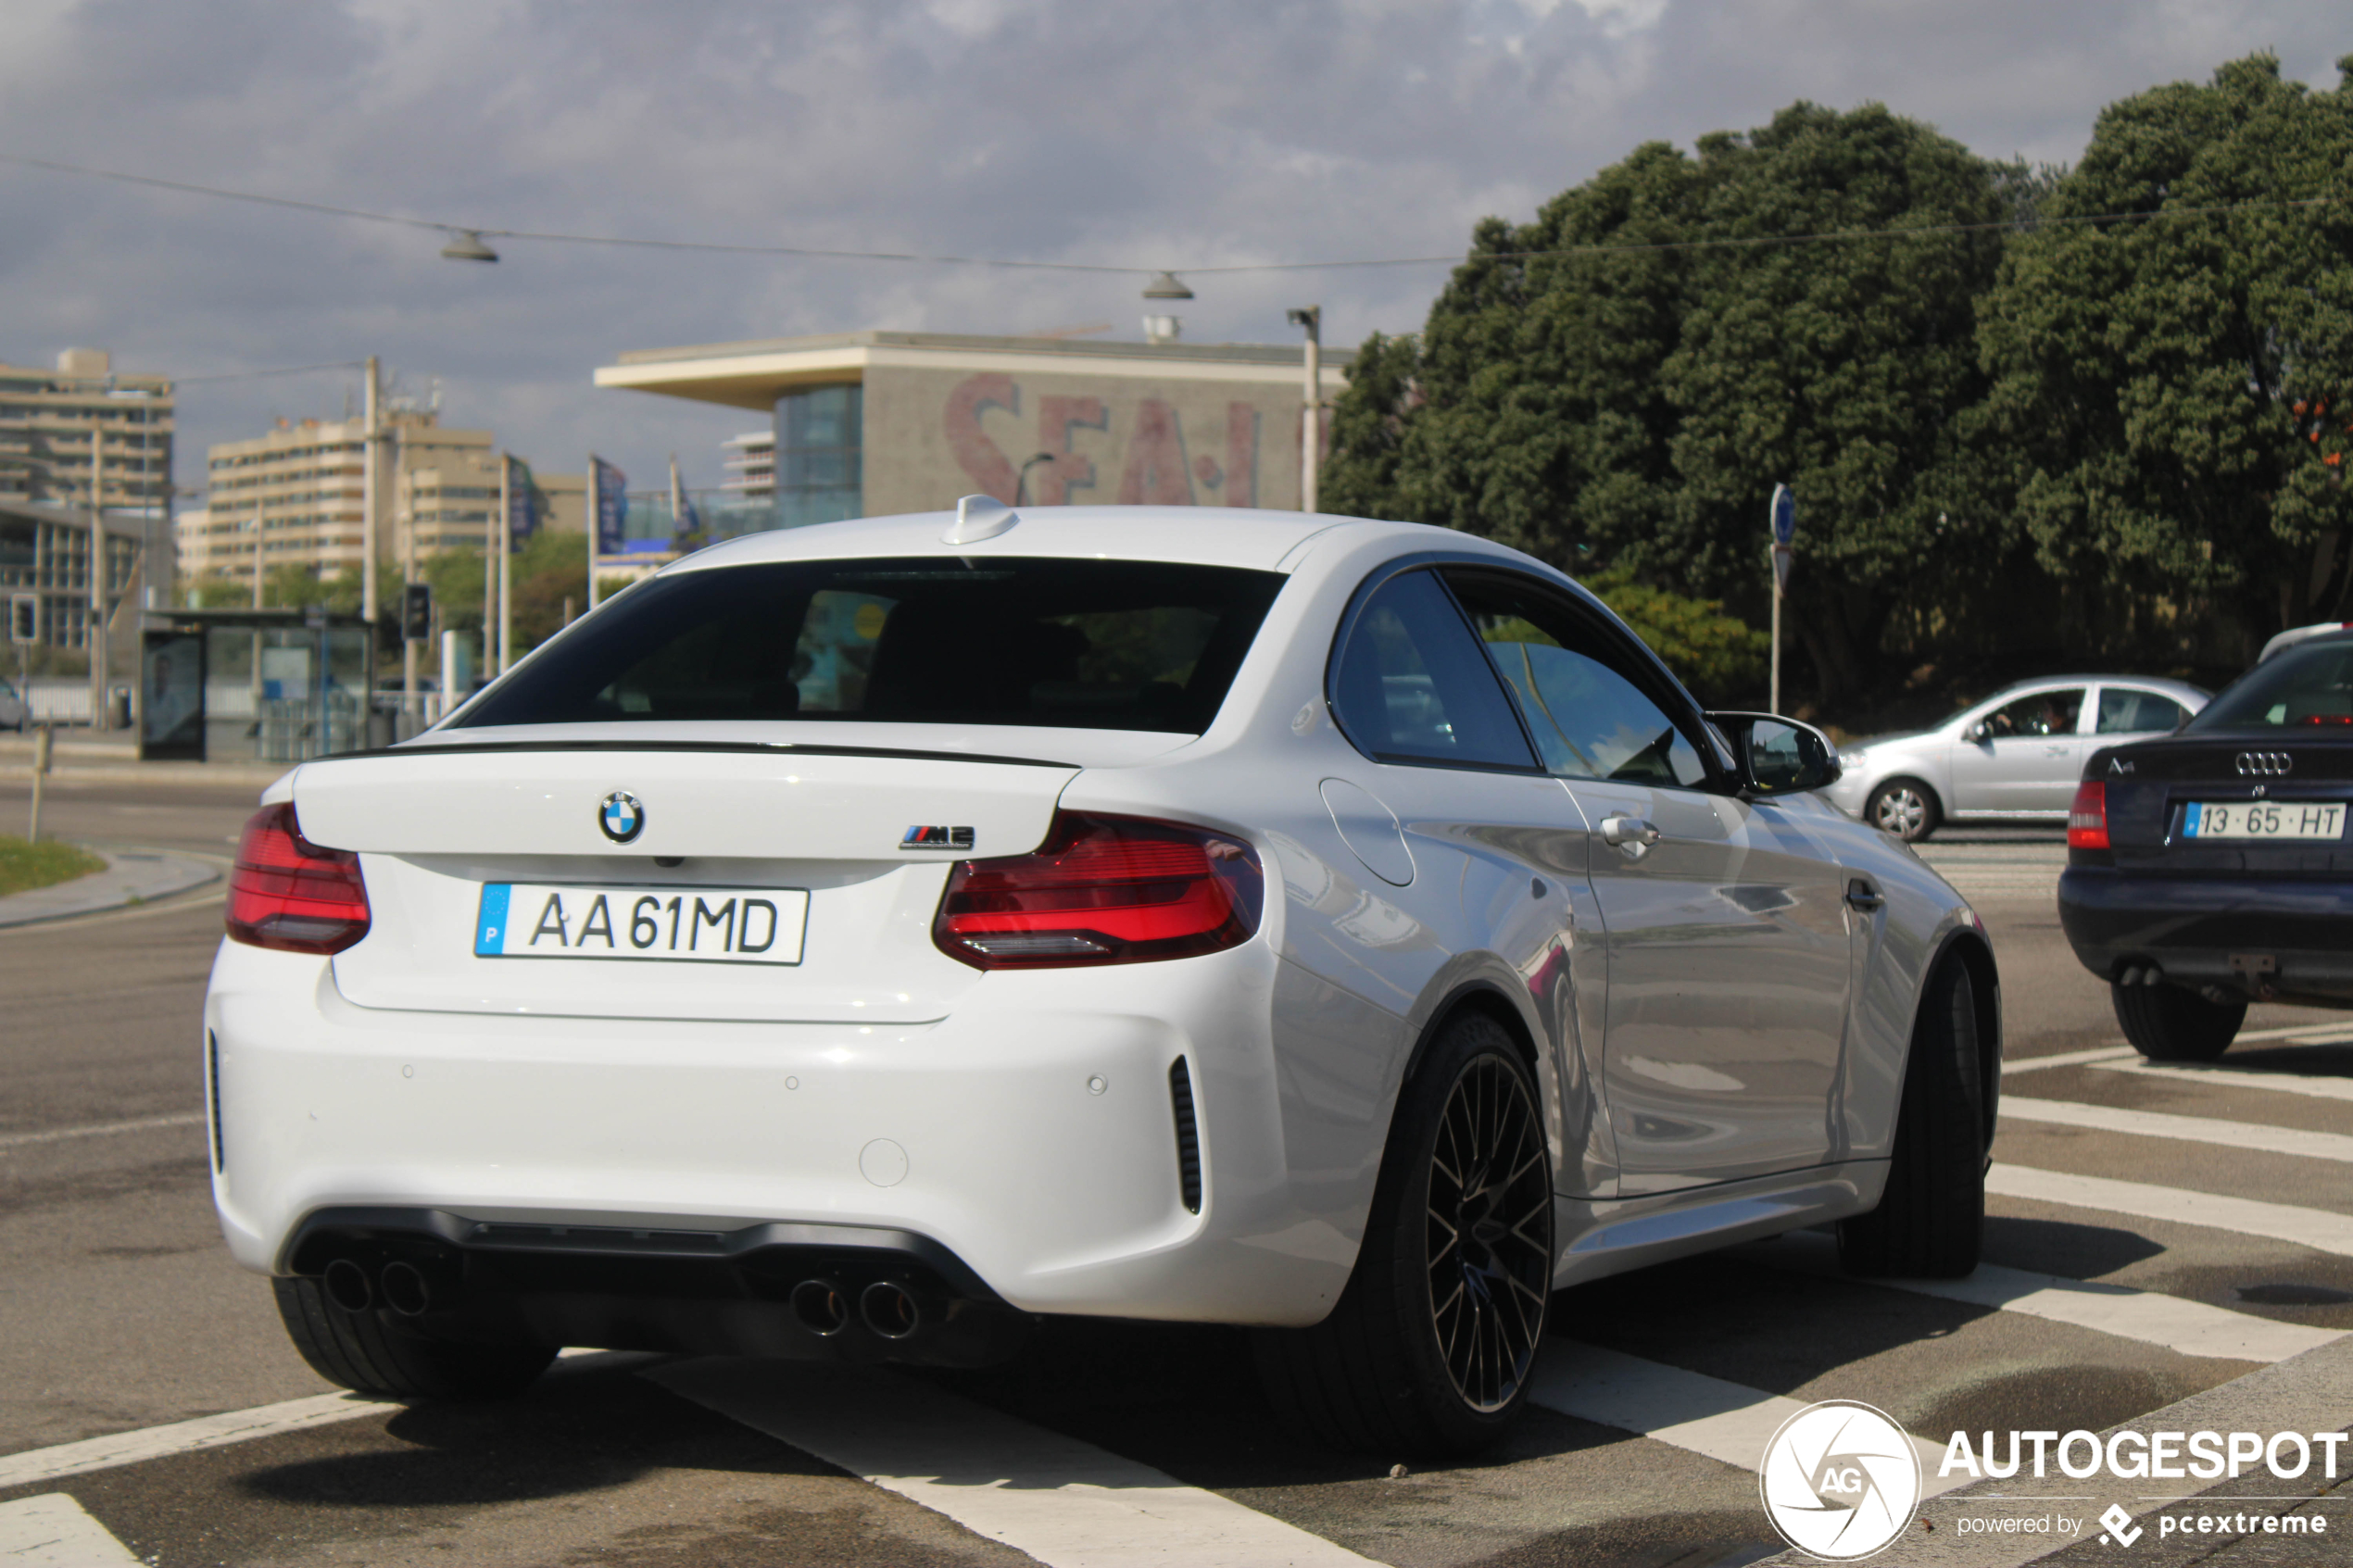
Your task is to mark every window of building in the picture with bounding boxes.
[774,383,862,529]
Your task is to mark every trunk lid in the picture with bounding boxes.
[296,741,1077,1022]
[2092,737,2353,875]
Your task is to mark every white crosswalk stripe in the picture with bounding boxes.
[1986,1163,2353,1258]
[2001,1045,2138,1075]
[1743,1232,2341,1363]
[1529,1340,1969,1496]
[644,1359,1382,1568]
[2097,1059,2353,1103]
[0,1494,141,1565]
[2001,1094,2353,1163]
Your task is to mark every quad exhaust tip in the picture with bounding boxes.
[860,1280,923,1340]
[322,1257,373,1313]
[791,1279,849,1337]
[380,1260,434,1317]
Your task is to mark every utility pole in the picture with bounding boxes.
[401,472,420,724]
[360,356,380,630]
[483,452,499,686]
[497,455,512,673]
[87,428,107,730]
[1288,307,1322,514]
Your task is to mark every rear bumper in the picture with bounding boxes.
[204,935,1363,1335]
[2057,866,2353,1002]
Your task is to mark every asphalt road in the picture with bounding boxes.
[2,788,2347,1567]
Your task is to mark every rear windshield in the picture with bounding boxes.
[2188,639,2353,731]
[456,557,1287,734]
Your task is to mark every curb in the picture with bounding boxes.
[0,847,224,930]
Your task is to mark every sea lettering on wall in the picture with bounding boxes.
[942,372,1267,509]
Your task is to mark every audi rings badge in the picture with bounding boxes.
[2235,751,2294,778]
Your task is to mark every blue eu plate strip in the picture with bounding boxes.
[475,884,512,956]
[2183,803,2203,837]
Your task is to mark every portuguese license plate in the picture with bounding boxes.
[474,884,809,964]
[2182,801,2347,841]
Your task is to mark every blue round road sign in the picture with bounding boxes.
[1770,483,1797,546]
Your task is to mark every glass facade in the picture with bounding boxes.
[774,383,863,529]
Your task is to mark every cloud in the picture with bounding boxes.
[0,0,2339,508]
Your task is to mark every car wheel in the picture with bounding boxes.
[273,1274,555,1400]
[1865,778,1941,842]
[1252,1009,1554,1457]
[2112,981,2244,1062]
[1838,957,1986,1279]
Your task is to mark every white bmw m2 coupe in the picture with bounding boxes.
[207,501,1998,1455]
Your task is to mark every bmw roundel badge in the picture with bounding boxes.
[598,790,645,844]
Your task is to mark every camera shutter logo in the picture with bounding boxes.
[598,791,645,845]
[1758,1400,1921,1560]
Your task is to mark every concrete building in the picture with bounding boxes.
[720,429,774,496]
[596,330,1353,531]
[178,410,584,584]
[0,496,143,655]
[0,349,174,521]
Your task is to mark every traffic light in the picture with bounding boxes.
[7,595,35,645]
[401,582,433,641]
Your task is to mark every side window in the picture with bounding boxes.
[1444,571,1711,788]
[2096,688,2185,734]
[1982,688,2085,738]
[1328,569,1537,769]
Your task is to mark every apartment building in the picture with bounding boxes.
[178,410,585,582]
[0,348,174,520]
[720,429,774,496]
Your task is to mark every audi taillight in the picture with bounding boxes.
[934,812,1263,969]
[226,802,371,954]
[2067,781,2109,849]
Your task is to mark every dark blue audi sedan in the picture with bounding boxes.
[2059,629,2353,1060]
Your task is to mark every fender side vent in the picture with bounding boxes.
[207,1030,224,1174]
[1168,1057,1202,1214]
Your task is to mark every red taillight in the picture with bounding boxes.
[2067,781,2109,849]
[934,812,1263,969]
[226,801,371,954]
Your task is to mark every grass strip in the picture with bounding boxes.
[0,836,105,897]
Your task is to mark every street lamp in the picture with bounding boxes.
[1014,451,1056,507]
[1140,271,1193,300]
[1287,306,1322,514]
[439,230,499,263]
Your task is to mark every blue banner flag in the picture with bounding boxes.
[506,456,539,552]
[593,457,628,557]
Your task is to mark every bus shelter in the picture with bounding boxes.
[139,609,371,764]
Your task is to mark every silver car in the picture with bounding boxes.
[0,676,27,732]
[1828,675,2208,841]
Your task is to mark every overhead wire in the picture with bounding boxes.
[4,150,2345,278]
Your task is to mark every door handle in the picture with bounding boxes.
[1844,879,1884,911]
[1600,815,1662,849]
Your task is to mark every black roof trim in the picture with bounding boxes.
[297,738,1080,770]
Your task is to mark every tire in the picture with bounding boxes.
[1865,778,1941,843]
[273,1275,555,1400]
[2112,981,2244,1062]
[1252,1010,1554,1457]
[1839,958,1986,1278]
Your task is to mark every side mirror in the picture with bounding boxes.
[1706,711,1842,797]
[1965,721,1992,744]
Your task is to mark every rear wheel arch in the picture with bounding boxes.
[1398,976,1546,1111]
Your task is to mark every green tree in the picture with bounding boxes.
[1327,102,2019,705]
[1581,564,1769,704]
[1977,54,2353,649]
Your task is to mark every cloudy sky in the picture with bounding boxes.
[1,0,2343,506]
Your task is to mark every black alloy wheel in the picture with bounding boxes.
[1253,1010,1554,1456]
[1426,1052,1554,1414]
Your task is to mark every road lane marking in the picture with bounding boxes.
[644,1359,1382,1568]
[1529,1340,1968,1496]
[1743,1231,2341,1363]
[0,1392,397,1490]
[1986,1164,2353,1259]
[0,1349,630,1489]
[2001,1095,2353,1163]
[0,1112,204,1151]
[2095,1060,2353,1103]
[0,1493,141,1563]
[2001,1046,2137,1075]
[2235,1022,2353,1044]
